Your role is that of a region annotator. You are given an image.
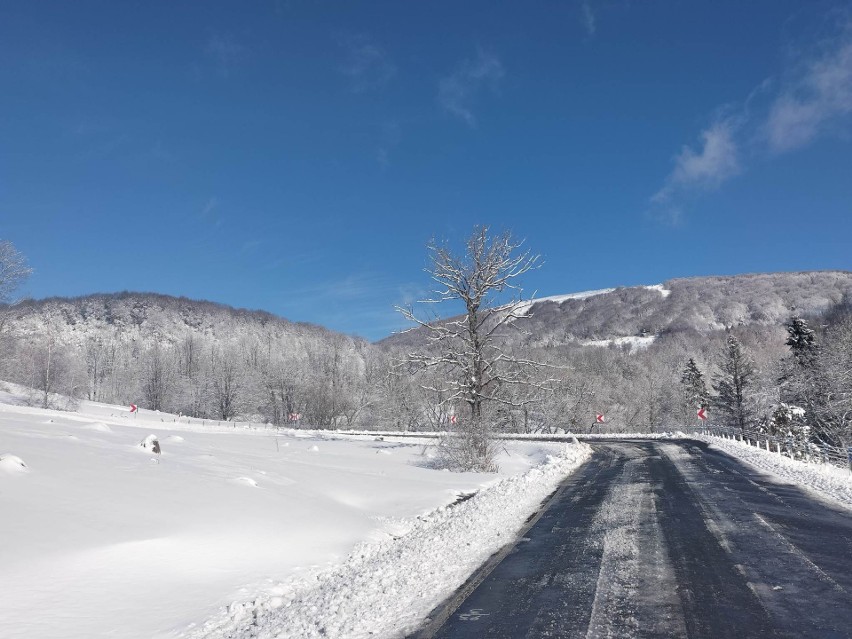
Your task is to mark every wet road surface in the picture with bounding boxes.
[415,440,852,639]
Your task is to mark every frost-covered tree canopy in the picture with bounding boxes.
[0,239,32,303]
[1,270,851,439]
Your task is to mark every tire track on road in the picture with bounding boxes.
[422,440,852,638]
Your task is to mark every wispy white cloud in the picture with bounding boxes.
[581,1,597,37]
[205,32,245,77]
[438,47,504,126]
[338,34,396,93]
[765,33,852,153]
[650,20,852,222]
[197,197,225,229]
[201,197,218,219]
[652,118,741,209]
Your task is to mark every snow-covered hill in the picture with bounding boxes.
[0,292,369,423]
[527,271,851,338]
[382,270,852,350]
[1,291,361,353]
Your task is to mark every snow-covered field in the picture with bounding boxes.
[700,435,852,510]
[581,335,657,350]
[0,388,591,639]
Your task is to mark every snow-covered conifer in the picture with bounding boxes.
[681,358,708,410]
[712,333,756,433]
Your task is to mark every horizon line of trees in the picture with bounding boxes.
[2,236,852,470]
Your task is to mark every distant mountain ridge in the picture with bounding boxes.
[3,271,851,350]
[1,271,850,431]
[2,290,353,347]
[0,291,369,424]
[381,270,852,349]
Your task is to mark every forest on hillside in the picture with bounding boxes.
[1,239,851,463]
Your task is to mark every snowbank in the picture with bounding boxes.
[184,442,592,639]
[700,435,852,509]
[0,454,29,474]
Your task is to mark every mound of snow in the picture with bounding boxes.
[83,422,112,432]
[645,284,672,298]
[234,477,259,487]
[308,445,319,452]
[701,435,852,509]
[0,455,29,474]
[166,435,184,442]
[138,434,161,454]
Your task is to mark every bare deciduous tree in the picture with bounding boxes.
[0,240,33,378]
[812,319,852,447]
[84,335,116,401]
[210,346,241,421]
[142,342,172,411]
[0,240,32,304]
[397,226,551,471]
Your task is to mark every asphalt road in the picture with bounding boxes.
[414,440,852,639]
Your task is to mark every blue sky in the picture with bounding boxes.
[1,1,851,340]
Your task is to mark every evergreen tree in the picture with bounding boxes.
[681,358,708,411]
[784,316,818,369]
[712,334,756,433]
[768,403,809,447]
[779,315,821,437]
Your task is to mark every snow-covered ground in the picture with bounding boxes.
[0,388,591,639]
[510,287,616,320]
[644,284,672,298]
[515,282,671,318]
[581,335,657,351]
[700,435,852,510]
